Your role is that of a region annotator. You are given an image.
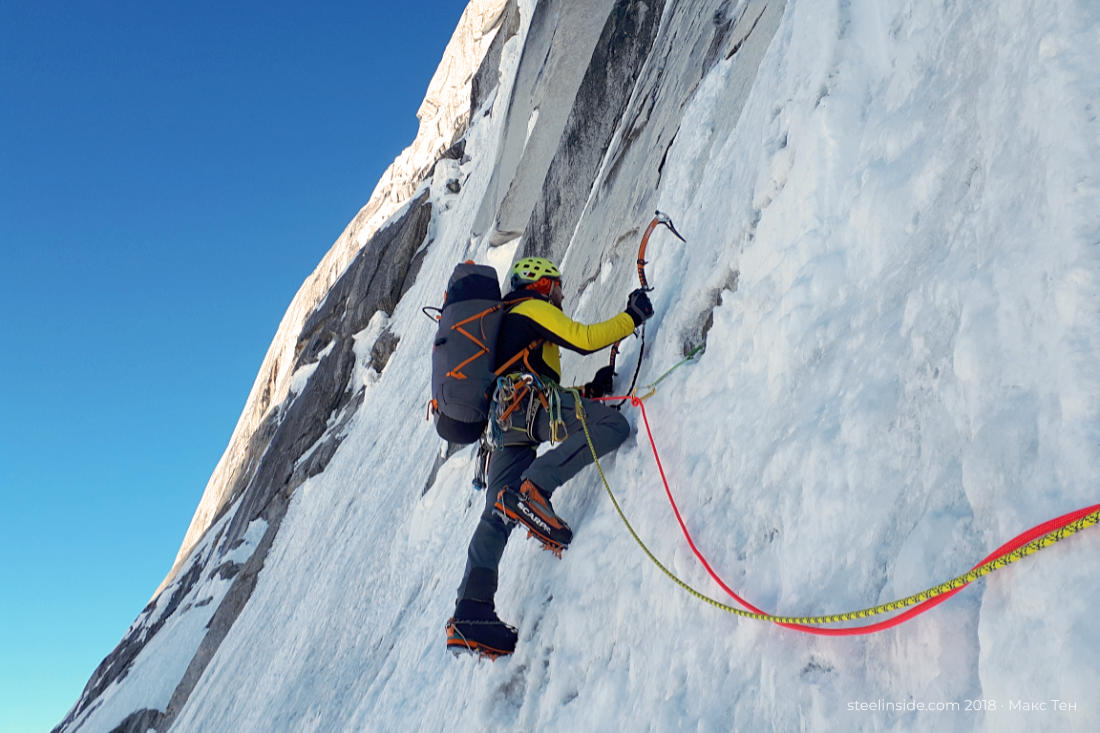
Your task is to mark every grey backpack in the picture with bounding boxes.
[428,262,535,444]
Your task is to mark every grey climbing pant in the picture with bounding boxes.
[456,388,630,603]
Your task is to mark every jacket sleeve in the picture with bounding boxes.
[508,299,635,355]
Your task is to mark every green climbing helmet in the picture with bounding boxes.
[510,256,561,290]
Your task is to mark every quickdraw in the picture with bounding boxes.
[632,344,704,402]
[544,386,569,443]
[610,211,686,408]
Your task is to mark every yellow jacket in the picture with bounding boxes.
[495,295,636,382]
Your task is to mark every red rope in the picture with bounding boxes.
[599,394,1098,635]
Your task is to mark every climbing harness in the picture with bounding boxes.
[576,384,1099,635]
[489,373,540,447]
[488,373,574,448]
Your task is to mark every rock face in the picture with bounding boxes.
[54,189,435,733]
[521,0,666,260]
[157,0,513,600]
[526,0,783,297]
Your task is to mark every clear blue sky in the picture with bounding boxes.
[0,2,465,730]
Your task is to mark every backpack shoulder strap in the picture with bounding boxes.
[494,338,543,377]
[493,295,544,376]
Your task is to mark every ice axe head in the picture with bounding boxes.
[654,210,687,242]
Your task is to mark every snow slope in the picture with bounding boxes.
[59,0,1099,731]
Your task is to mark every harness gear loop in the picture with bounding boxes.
[488,372,580,448]
[489,371,559,447]
[489,374,528,447]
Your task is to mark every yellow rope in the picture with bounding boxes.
[576,399,1100,626]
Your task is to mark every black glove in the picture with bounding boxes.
[584,365,616,399]
[625,288,654,326]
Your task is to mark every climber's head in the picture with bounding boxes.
[510,256,563,306]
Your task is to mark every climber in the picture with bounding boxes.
[446,256,654,658]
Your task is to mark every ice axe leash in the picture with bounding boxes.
[609,211,686,409]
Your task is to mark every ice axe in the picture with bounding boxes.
[608,210,687,404]
[635,210,686,291]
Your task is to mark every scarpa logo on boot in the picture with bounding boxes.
[518,503,553,534]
